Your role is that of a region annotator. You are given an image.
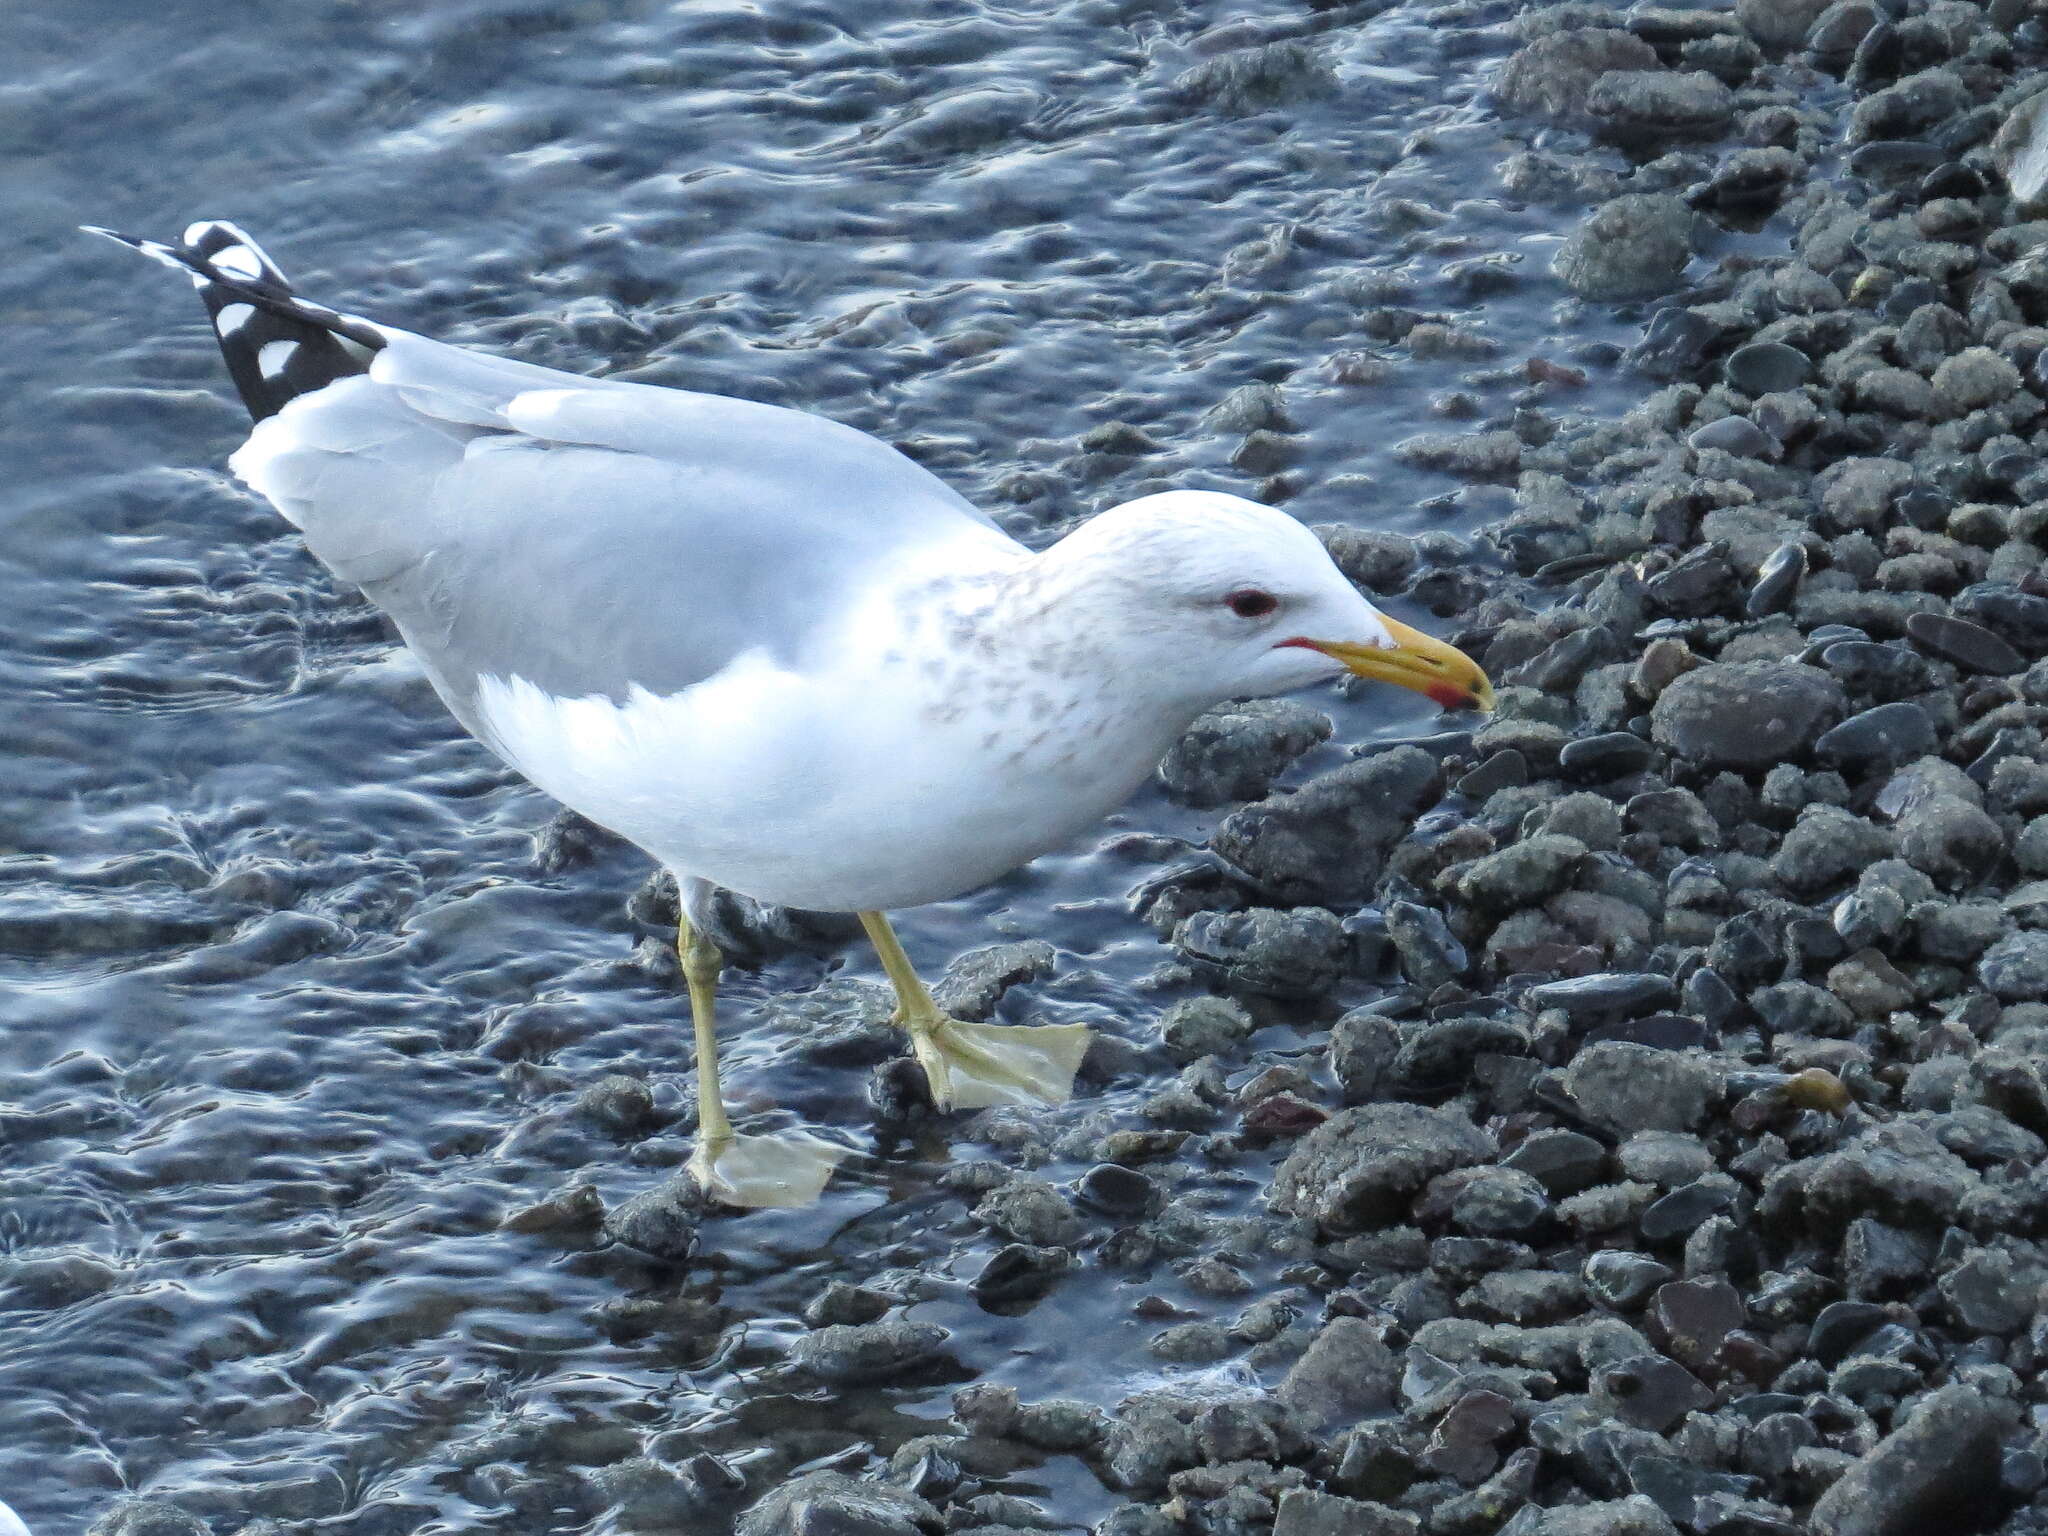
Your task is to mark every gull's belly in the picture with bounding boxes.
[470,659,1172,912]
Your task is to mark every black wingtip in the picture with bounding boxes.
[90,218,385,423]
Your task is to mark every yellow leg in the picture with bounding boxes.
[858,911,1093,1112]
[678,913,845,1208]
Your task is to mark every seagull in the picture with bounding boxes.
[88,221,1493,1207]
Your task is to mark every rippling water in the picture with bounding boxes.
[1,0,1643,1527]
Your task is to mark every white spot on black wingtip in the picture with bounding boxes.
[214,302,256,335]
[211,245,264,281]
[257,339,298,379]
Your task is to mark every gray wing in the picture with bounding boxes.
[231,328,1007,733]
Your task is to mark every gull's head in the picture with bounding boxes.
[1036,490,1493,714]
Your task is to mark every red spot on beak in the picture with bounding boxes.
[1425,681,1470,710]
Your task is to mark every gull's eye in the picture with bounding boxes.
[1225,588,1278,619]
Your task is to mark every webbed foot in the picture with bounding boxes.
[907,1015,1094,1111]
[687,1128,848,1209]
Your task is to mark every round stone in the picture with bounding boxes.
[1725,340,1811,393]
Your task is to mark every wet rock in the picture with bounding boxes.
[1849,67,1969,143]
[790,1319,952,1385]
[1494,29,1661,124]
[1555,195,1696,302]
[1385,900,1468,989]
[1896,793,2004,887]
[1992,88,2048,215]
[1453,1168,1551,1237]
[1455,834,1588,913]
[1905,612,2025,675]
[1650,1278,1743,1370]
[934,940,1055,1023]
[1585,1251,1676,1310]
[88,1502,210,1536]
[1527,972,1677,1020]
[1562,1042,1720,1134]
[1560,732,1655,779]
[588,1458,706,1526]
[1272,1488,1417,1536]
[1173,905,1349,999]
[1504,1129,1609,1196]
[1650,662,1846,769]
[1799,1122,1980,1234]
[500,1181,604,1237]
[1395,429,1523,477]
[1940,1247,2047,1334]
[601,1176,701,1260]
[1277,1316,1399,1428]
[1593,1354,1712,1433]
[736,1471,938,1536]
[1737,0,1833,50]
[1588,70,1735,140]
[1171,41,1338,115]
[572,1074,662,1138]
[1158,995,1254,1063]
[973,1179,1082,1247]
[1160,698,1333,807]
[1725,340,1811,394]
[1774,805,1891,894]
[1215,747,1442,903]
[1980,932,2048,1001]
[973,1243,1070,1304]
[1317,525,1419,591]
[804,1281,892,1329]
[1808,1384,2003,1536]
[1689,416,1775,458]
[1814,702,1936,771]
[1745,543,1806,618]
[1271,1102,1493,1232]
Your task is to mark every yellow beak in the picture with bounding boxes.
[1295,616,1494,712]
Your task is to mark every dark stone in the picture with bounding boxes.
[1725,340,1811,393]
[789,1320,954,1384]
[1527,972,1678,1019]
[1631,306,1721,380]
[1215,747,1443,903]
[1593,1354,1713,1432]
[1628,1456,1764,1531]
[1271,1102,1493,1232]
[1503,1129,1609,1196]
[1684,966,1742,1028]
[1586,1014,1715,1050]
[1689,416,1777,457]
[1809,1384,2005,1536]
[1560,732,1657,779]
[1651,1278,1745,1370]
[1815,702,1937,769]
[1953,582,2048,648]
[972,1244,1069,1304]
[1745,543,1807,618]
[1651,662,1846,769]
[1584,1250,1677,1310]
[1906,611,2025,675]
[736,1472,937,1536]
[1647,544,1736,614]
[1820,641,1932,700]
[1641,1178,1737,1241]
[1385,900,1468,990]
[1807,1300,1891,1364]
[1077,1163,1158,1216]
[1458,749,1529,797]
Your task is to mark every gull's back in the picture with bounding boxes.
[91,222,1009,744]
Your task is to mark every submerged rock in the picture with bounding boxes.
[1555,195,1695,301]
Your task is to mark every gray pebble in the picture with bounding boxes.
[789,1319,953,1385]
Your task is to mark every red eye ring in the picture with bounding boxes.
[1226,588,1278,619]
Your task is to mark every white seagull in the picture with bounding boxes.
[89,222,1492,1207]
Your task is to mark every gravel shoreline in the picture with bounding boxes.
[657,6,2048,1534]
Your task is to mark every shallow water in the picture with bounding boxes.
[1,0,1646,1528]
